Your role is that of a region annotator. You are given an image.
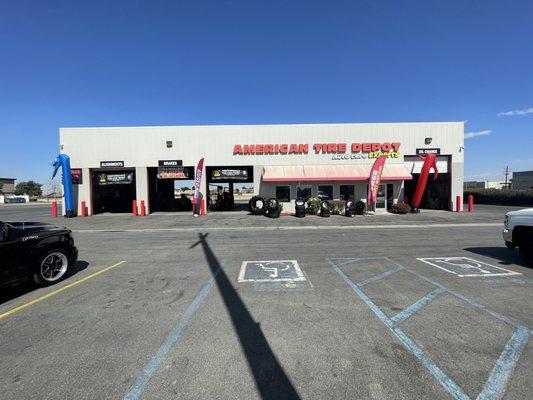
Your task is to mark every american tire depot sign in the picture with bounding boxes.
[232,142,401,160]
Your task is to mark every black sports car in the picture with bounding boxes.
[0,221,78,288]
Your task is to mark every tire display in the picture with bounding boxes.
[265,197,282,218]
[249,196,266,215]
[295,198,306,218]
[345,199,356,217]
[319,200,331,217]
[266,210,280,218]
[266,197,280,211]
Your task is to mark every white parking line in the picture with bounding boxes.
[72,222,502,234]
[417,257,522,277]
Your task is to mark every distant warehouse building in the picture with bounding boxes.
[58,122,464,215]
[464,181,506,190]
[0,178,16,194]
[0,177,17,204]
[512,170,533,190]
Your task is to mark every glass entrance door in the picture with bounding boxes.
[375,184,387,212]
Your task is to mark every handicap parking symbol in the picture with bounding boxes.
[238,260,306,283]
[417,257,521,277]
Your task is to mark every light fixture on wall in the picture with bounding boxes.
[166,141,173,148]
[425,137,432,145]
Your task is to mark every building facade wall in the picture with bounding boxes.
[512,171,533,190]
[59,122,464,214]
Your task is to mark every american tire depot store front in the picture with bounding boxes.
[60,122,464,215]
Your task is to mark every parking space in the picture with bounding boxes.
[0,205,531,399]
[328,256,530,399]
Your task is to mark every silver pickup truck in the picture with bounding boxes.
[503,208,533,265]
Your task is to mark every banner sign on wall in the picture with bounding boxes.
[211,169,248,181]
[158,160,183,167]
[367,156,387,205]
[100,161,124,168]
[157,166,188,179]
[71,169,82,184]
[193,158,204,216]
[97,172,133,185]
[416,148,440,155]
[233,142,401,160]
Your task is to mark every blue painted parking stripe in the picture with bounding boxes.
[327,258,470,400]
[356,264,404,287]
[384,257,523,329]
[333,258,362,267]
[477,326,530,400]
[390,287,445,325]
[123,263,224,400]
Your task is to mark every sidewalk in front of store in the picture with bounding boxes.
[1,203,519,232]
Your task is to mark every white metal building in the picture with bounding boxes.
[59,122,464,215]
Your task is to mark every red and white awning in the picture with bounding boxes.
[262,164,412,182]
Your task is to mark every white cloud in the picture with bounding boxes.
[464,130,491,139]
[498,107,533,116]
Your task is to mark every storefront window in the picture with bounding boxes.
[275,186,291,202]
[297,185,312,200]
[318,185,333,200]
[340,185,354,200]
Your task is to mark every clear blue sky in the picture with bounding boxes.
[1,1,532,188]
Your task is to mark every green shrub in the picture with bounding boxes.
[463,189,533,206]
[326,200,346,215]
[305,196,321,214]
[390,203,411,214]
[354,200,366,215]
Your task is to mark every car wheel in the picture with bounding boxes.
[518,230,533,266]
[519,246,533,266]
[34,249,70,286]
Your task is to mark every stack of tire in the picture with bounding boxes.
[294,198,306,218]
[249,196,266,215]
[345,199,356,217]
[266,198,282,218]
[319,200,331,217]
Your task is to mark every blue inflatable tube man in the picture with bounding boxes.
[52,154,76,218]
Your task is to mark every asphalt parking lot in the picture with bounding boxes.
[0,203,531,399]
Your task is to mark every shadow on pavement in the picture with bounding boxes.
[464,247,531,268]
[0,260,89,306]
[191,233,301,400]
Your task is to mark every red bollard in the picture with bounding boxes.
[132,200,138,216]
[51,201,58,218]
[81,201,87,217]
[468,195,474,212]
[200,199,206,216]
[456,195,461,212]
[140,200,146,217]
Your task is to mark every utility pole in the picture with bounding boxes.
[504,166,510,189]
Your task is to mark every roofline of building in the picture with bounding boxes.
[0,178,16,180]
[60,121,466,131]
